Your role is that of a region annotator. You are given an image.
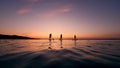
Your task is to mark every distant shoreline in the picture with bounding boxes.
[0,34,34,39]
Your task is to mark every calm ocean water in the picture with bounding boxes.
[0,40,120,68]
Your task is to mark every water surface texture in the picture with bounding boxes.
[0,40,120,68]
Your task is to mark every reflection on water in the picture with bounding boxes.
[60,40,63,48]
[74,40,77,48]
[0,40,120,68]
[48,40,52,49]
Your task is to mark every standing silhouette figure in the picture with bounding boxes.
[74,35,77,40]
[59,34,62,40]
[73,35,77,48]
[49,33,52,40]
[48,33,52,49]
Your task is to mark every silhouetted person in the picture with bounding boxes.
[73,35,77,48]
[59,34,62,40]
[74,35,77,40]
[48,33,52,49]
[49,33,52,40]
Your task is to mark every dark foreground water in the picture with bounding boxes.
[0,40,120,68]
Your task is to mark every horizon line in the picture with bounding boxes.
[0,34,120,40]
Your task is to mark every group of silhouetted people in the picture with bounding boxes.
[49,33,77,40]
[48,33,77,49]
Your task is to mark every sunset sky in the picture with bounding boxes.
[0,0,120,39]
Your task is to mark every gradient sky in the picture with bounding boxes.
[0,0,120,39]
